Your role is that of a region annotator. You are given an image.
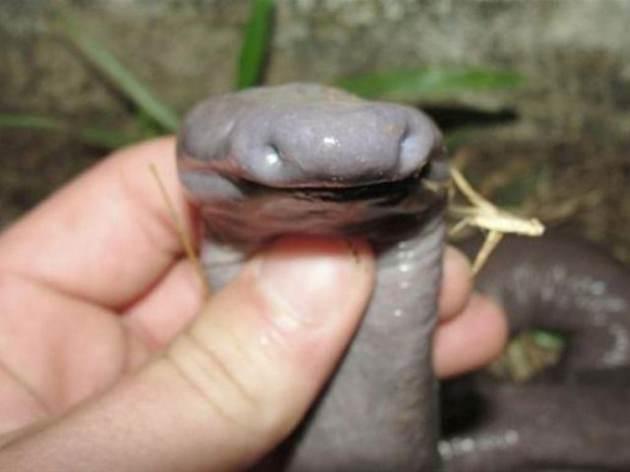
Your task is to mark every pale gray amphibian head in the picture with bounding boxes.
[177,83,630,471]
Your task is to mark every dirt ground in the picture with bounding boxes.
[454,136,630,264]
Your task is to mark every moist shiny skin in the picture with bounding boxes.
[177,83,630,471]
[441,235,630,471]
[178,83,449,471]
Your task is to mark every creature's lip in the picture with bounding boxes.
[179,153,447,246]
[236,169,429,204]
[178,153,430,194]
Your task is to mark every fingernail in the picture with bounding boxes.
[257,237,364,330]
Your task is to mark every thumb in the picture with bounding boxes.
[0,237,374,472]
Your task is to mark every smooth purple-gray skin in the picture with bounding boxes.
[442,235,630,471]
[177,83,630,471]
[178,83,449,471]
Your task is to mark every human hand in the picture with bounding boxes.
[0,138,506,471]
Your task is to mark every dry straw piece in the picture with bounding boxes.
[448,161,545,274]
[149,164,210,297]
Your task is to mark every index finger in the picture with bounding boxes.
[0,137,196,310]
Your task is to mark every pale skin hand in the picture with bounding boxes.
[0,138,507,471]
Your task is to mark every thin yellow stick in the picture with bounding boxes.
[450,166,495,211]
[471,230,503,274]
[149,164,210,297]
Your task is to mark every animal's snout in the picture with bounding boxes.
[231,103,439,188]
[178,84,442,190]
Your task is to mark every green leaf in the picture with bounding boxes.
[62,20,180,132]
[531,330,566,350]
[236,0,275,89]
[336,67,525,101]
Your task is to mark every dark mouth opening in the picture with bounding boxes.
[236,162,438,205]
[292,174,424,204]
[193,160,448,247]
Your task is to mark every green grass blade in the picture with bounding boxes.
[0,114,66,130]
[336,67,525,101]
[77,127,141,149]
[0,113,141,149]
[236,0,275,89]
[63,22,179,132]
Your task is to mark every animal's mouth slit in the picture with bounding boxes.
[235,161,438,203]
[293,174,424,203]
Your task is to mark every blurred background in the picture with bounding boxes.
[3,1,630,458]
[1,0,629,259]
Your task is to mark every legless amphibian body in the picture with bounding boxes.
[177,83,630,471]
